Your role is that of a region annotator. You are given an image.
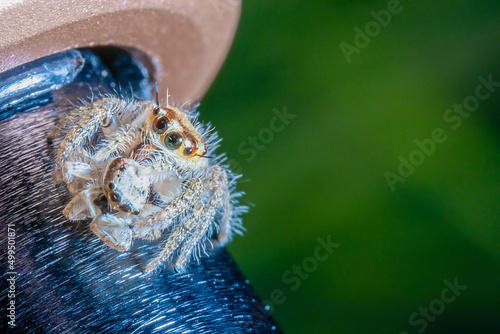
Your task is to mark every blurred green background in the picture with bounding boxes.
[200,1,500,333]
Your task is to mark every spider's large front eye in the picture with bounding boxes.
[165,132,183,150]
[153,116,169,134]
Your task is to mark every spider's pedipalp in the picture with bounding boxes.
[95,125,138,161]
[90,213,133,252]
[63,186,101,220]
[64,160,93,180]
[95,99,154,161]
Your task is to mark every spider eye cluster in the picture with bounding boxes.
[151,109,207,159]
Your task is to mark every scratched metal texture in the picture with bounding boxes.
[0,50,281,334]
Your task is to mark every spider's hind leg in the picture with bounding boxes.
[48,103,91,142]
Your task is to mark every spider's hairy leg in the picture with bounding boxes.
[63,160,93,181]
[217,187,233,245]
[138,162,172,177]
[145,201,204,272]
[174,186,223,270]
[49,102,96,141]
[90,214,132,252]
[174,166,228,270]
[132,178,204,238]
[138,158,184,180]
[55,98,128,183]
[198,165,232,244]
[128,100,156,122]
[60,149,96,196]
[94,100,154,161]
[205,166,233,244]
[94,124,139,161]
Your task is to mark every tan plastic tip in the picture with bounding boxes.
[0,0,241,102]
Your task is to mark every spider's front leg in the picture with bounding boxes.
[174,166,230,270]
[145,201,205,271]
[54,98,129,184]
[132,178,204,240]
[201,165,233,244]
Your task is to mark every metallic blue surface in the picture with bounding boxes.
[0,50,280,333]
[0,50,84,116]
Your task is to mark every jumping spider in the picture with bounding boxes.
[50,97,244,271]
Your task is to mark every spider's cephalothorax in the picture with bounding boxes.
[50,97,246,271]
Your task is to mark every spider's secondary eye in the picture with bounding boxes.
[120,204,131,212]
[202,146,207,156]
[108,182,115,190]
[165,132,183,150]
[153,116,169,134]
[183,139,196,156]
[110,193,121,203]
[153,107,161,116]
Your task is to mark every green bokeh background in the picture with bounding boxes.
[200,1,500,333]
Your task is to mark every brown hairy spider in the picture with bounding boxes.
[50,97,245,271]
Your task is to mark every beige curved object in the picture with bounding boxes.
[0,0,241,101]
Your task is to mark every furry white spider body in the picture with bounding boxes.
[50,97,245,271]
